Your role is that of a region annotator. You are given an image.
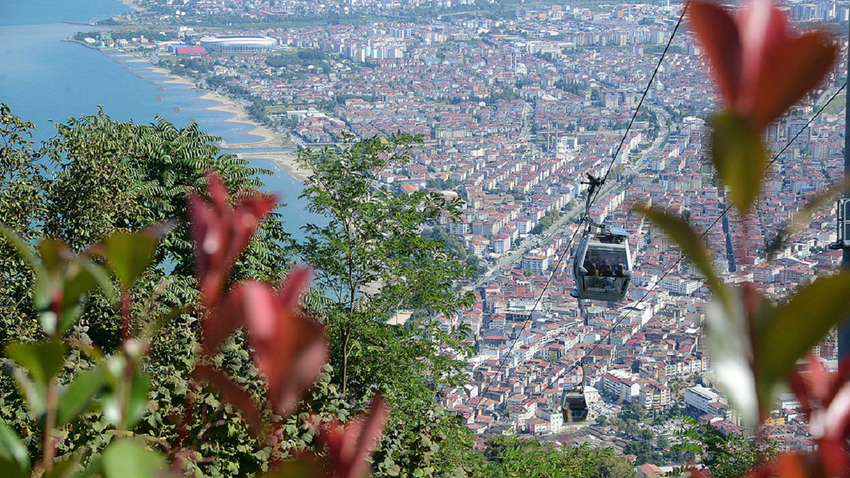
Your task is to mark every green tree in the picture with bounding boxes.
[422,226,484,278]
[593,450,637,478]
[296,133,477,476]
[482,436,635,478]
[675,418,777,478]
[656,433,670,451]
[619,403,647,423]
[531,209,561,234]
[0,105,298,476]
[623,437,662,465]
[0,105,47,345]
[36,111,293,353]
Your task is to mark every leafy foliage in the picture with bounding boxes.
[531,209,562,235]
[0,104,666,478]
[296,133,479,477]
[0,105,47,345]
[640,2,846,477]
[480,436,635,478]
[297,133,474,395]
[0,106,299,476]
[675,418,776,478]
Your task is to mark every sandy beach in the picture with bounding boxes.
[145,65,282,147]
[240,150,311,183]
[126,62,309,182]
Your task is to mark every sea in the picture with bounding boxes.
[0,0,324,243]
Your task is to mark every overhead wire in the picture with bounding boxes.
[470,14,847,416]
[471,0,692,413]
[587,0,692,210]
[556,81,848,392]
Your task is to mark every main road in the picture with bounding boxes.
[464,106,670,292]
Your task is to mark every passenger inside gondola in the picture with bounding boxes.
[573,226,632,301]
[615,264,625,277]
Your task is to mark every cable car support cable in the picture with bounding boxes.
[471,2,691,416]
[556,82,847,422]
[469,28,845,422]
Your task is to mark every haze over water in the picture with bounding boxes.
[0,0,323,243]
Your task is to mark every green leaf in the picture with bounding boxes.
[31,239,67,335]
[758,272,850,390]
[0,457,27,478]
[11,368,45,418]
[6,340,65,385]
[704,289,774,429]
[125,369,151,430]
[0,421,29,474]
[61,257,116,334]
[102,439,165,478]
[57,367,107,426]
[29,239,112,336]
[102,357,151,430]
[765,180,850,259]
[43,454,81,478]
[75,453,103,478]
[711,112,767,216]
[0,223,42,278]
[140,305,189,343]
[634,206,728,304]
[100,231,159,289]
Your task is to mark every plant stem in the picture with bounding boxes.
[42,380,58,474]
[121,289,132,343]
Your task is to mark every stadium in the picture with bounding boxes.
[199,35,277,53]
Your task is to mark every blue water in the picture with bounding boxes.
[0,0,324,243]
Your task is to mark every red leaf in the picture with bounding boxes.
[736,0,788,101]
[817,439,850,478]
[316,395,389,478]
[751,32,837,131]
[688,0,742,108]
[194,363,263,432]
[277,267,310,312]
[201,285,247,357]
[826,354,850,410]
[821,382,850,442]
[788,354,850,443]
[188,173,275,308]
[787,370,813,420]
[241,271,327,418]
[773,453,807,478]
[688,0,836,131]
[350,396,389,476]
[804,355,830,407]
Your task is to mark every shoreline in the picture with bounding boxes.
[240,151,311,183]
[124,59,309,182]
[116,0,143,12]
[146,65,283,148]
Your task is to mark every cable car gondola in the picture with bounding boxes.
[569,173,633,302]
[571,225,632,302]
[561,363,589,424]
